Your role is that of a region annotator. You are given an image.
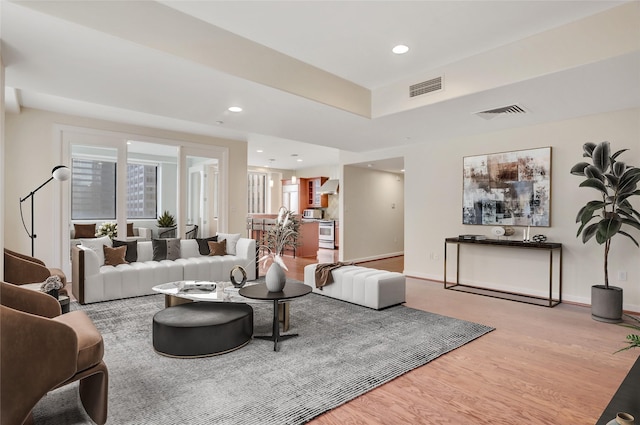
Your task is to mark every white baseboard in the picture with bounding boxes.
[350,251,404,264]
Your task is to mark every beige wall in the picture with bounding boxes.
[342,166,404,261]
[403,107,640,310]
[4,108,248,269]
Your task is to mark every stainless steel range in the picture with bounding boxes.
[318,220,335,249]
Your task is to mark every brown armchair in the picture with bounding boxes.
[4,248,67,295]
[0,282,108,425]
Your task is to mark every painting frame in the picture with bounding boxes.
[462,147,552,227]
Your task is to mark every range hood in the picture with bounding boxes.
[319,179,339,194]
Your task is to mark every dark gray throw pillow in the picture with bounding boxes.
[152,239,167,261]
[196,236,218,255]
[113,239,138,263]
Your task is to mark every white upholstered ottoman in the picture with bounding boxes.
[303,264,406,310]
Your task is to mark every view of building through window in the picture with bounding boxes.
[71,158,157,220]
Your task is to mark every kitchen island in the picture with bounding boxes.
[247,214,319,258]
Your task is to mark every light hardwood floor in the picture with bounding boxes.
[281,251,638,425]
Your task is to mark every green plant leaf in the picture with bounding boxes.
[592,141,611,172]
[584,165,605,181]
[596,218,622,242]
[613,161,627,177]
[581,222,599,243]
[621,217,640,231]
[605,173,619,187]
[579,178,608,194]
[611,148,629,160]
[618,230,640,248]
[570,162,590,176]
[583,142,597,158]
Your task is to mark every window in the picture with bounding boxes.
[71,158,116,220]
[71,158,158,220]
[248,172,267,214]
[127,163,157,218]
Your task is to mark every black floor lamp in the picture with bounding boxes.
[20,165,71,257]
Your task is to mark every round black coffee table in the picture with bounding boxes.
[239,282,311,351]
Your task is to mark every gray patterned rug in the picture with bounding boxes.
[32,287,493,424]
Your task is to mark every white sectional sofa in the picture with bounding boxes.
[72,237,256,304]
[303,264,406,310]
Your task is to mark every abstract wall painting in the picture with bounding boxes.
[462,147,551,227]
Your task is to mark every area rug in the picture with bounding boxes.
[32,286,494,424]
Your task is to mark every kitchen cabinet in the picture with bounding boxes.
[301,177,328,208]
[281,177,328,212]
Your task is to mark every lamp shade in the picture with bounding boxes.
[52,165,71,181]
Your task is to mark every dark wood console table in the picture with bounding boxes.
[444,237,562,307]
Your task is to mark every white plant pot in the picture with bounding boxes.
[265,262,286,292]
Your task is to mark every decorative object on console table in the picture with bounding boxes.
[259,206,300,292]
[570,141,640,323]
[463,147,551,227]
[19,165,71,256]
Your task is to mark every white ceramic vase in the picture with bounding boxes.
[265,261,286,292]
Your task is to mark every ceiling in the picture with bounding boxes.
[2,1,639,173]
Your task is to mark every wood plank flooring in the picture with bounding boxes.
[281,251,638,425]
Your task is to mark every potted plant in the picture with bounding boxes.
[157,210,176,238]
[259,206,300,292]
[571,141,640,322]
[615,315,640,353]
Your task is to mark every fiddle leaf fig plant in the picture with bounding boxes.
[570,141,640,288]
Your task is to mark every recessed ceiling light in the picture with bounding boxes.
[401,169,405,173]
[228,106,243,112]
[256,149,263,153]
[297,159,303,162]
[392,45,409,54]
[367,164,373,168]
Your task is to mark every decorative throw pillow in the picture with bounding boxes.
[166,238,181,261]
[113,239,138,263]
[104,245,128,266]
[217,233,241,255]
[152,239,167,261]
[152,238,181,261]
[207,239,226,256]
[80,235,112,266]
[126,223,135,237]
[196,236,218,255]
[74,223,96,238]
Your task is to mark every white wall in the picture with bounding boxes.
[342,166,404,261]
[4,108,249,268]
[404,107,640,310]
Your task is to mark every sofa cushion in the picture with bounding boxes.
[167,239,181,260]
[113,239,138,263]
[208,240,226,256]
[152,238,181,261]
[152,239,167,261]
[196,236,218,255]
[103,245,128,266]
[74,223,96,238]
[80,236,112,266]
[217,233,241,255]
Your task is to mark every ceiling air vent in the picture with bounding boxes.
[409,76,443,98]
[475,104,527,120]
